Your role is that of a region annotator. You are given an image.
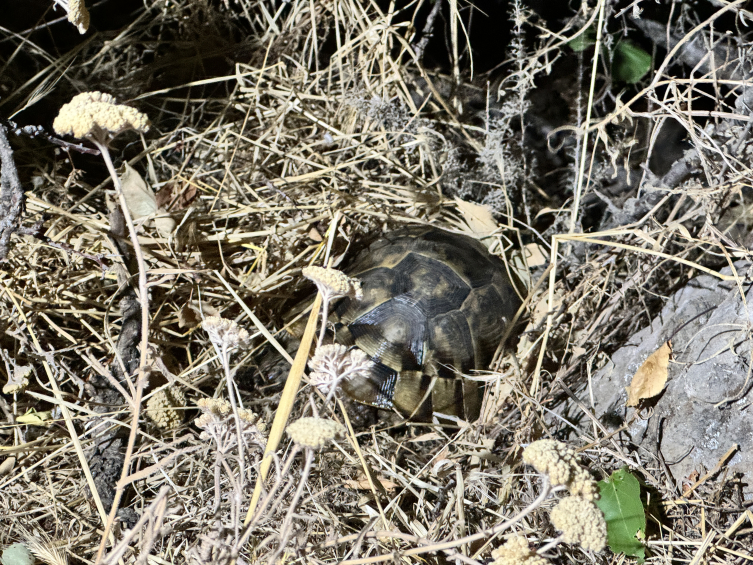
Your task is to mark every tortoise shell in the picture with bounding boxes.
[331,226,521,421]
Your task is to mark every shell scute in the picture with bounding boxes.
[460,283,510,366]
[427,310,475,378]
[340,362,396,409]
[408,228,497,288]
[335,266,396,325]
[390,253,471,316]
[347,297,425,370]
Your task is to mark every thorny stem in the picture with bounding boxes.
[93,139,151,565]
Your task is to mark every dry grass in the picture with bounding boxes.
[1,0,753,564]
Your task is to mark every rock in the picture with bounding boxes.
[582,262,753,495]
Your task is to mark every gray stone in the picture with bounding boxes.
[582,263,753,494]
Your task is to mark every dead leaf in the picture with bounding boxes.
[120,163,176,236]
[534,207,564,219]
[178,304,202,328]
[154,214,177,237]
[120,162,158,220]
[454,197,498,238]
[17,408,53,427]
[431,459,454,477]
[523,242,547,268]
[155,181,175,209]
[344,472,398,491]
[2,365,31,395]
[682,470,700,495]
[625,341,672,407]
[156,181,198,210]
[0,456,15,475]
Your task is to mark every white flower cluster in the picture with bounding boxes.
[550,496,607,552]
[195,398,266,448]
[522,439,598,500]
[202,316,251,353]
[308,344,373,397]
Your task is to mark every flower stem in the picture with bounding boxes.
[317,295,330,348]
[220,342,246,489]
[93,141,151,565]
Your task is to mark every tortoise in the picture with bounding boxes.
[323,225,521,421]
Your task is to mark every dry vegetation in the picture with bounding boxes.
[1,0,753,564]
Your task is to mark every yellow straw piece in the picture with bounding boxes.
[244,291,322,524]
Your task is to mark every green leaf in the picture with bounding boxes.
[568,28,596,52]
[596,467,647,562]
[613,41,652,83]
[2,543,34,565]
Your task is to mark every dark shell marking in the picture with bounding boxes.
[332,226,521,421]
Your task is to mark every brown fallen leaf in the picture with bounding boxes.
[682,470,700,495]
[0,456,15,475]
[156,180,198,210]
[344,473,398,491]
[177,304,202,329]
[625,341,672,407]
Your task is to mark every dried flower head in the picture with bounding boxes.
[238,408,267,444]
[238,408,264,427]
[568,467,599,501]
[202,316,251,352]
[522,440,599,498]
[65,0,90,33]
[286,417,345,450]
[145,386,185,430]
[3,365,31,395]
[491,536,549,565]
[523,440,595,494]
[308,344,374,396]
[302,266,363,300]
[550,496,607,552]
[53,91,150,141]
[195,398,267,446]
[197,397,232,416]
[195,398,231,429]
